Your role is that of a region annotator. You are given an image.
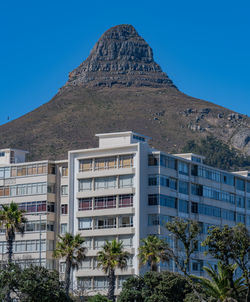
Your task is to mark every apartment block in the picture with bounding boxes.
[0,132,249,296]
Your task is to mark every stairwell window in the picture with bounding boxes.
[61,185,68,195]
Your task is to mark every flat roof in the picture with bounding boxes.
[95,131,150,140]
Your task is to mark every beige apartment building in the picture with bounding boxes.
[0,132,249,296]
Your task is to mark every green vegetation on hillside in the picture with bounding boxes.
[182,136,250,171]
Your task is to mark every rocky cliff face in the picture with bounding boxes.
[64,24,176,88]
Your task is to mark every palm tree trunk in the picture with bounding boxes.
[65,258,71,297]
[108,269,115,302]
[7,235,13,264]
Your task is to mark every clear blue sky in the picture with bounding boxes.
[0,0,249,126]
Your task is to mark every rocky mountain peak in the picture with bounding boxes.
[65,24,176,88]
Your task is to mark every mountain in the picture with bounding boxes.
[0,24,249,165]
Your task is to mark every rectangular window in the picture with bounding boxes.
[118,235,133,247]
[119,155,133,168]
[95,157,117,170]
[62,167,68,177]
[78,198,92,211]
[179,181,189,194]
[236,196,245,208]
[148,194,159,206]
[79,179,92,191]
[236,178,245,191]
[191,184,203,196]
[61,185,68,196]
[77,277,92,289]
[60,224,68,234]
[179,199,189,213]
[160,195,177,208]
[94,217,116,229]
[119,194,133,207]
[222,209,235,221]
[61,204,68,215]
[160,155,176,169]
[119,216,133,227]
[78,218,92,230]
[178,161,189,175]
[148,154,159,166]
[236,213,245,223]
[94,277,108,289]
[94,176,116,190]
[119,175,133,188]
[94,196,116,209]
[79,159,92,172]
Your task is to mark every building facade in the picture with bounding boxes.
[0,132,249,296]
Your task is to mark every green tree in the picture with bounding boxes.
[165,218,206,302]
[202,224,250,302]
[0,202,27,263]
[118,271,205,302]
[88,294,111,302]
[54,233,86,297]
[97,239,129,302]
[166,218,199,275]
[0,264,71,302]
[138,235,170,272]
[194,262,247,302]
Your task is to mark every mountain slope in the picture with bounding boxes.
[0,25,249,163]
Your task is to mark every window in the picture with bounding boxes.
[148,194,158,205]
[191,202,198,214]
[191,156,201,163]
[160,155,176,169]
[94,196,116,209]
[94,236,115,249]
[247,182,250,193]
[179,181,189,194]
[79,257,92,270]
[179,199,189,213]
[0,182,47,197]
[191,184,203,196]
[60,224,68,234]
[77,277,92,289]
[236,213,245,223]
[148,175,177,190]
[94,277,108,289]
[236,178,245,191]
[119,194,133,207]
[178,161,189,175]
[119,235,133,247]
[61,204,68,215]
[148,154,159,166]
[62,167,68,176]
[119,216,133,227]
[222,173,234,186]
[79,179,92,191]
[133,134,145,142]
[118,276,130,288]
[78,198,92,211]
[95,176,116,190]
[222,209,235,221]
[94,217,116,229]
[79,159,92,172]
[119,175,133,188]
[78,218,92,230]
[160,195,177,208]
[119,155,133,168]
[148,214,171,226]
[0,152,5,157]
[95,157,117,170]
[61,185,68,196]
[236,196,245,208]
[198,204,221,218]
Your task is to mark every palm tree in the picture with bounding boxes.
[195,262,247,302]
[0,202,27,263]
[138,235,170,272]
[54,232,86,297]
[97,239,129,302]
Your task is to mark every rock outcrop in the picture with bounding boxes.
[65,24,176,88]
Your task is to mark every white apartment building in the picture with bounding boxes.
[0,132,249,296]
